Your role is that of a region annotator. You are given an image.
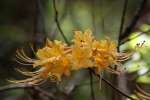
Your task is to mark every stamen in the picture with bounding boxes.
[15,59,33,65]
[136,92,150,99]
[20,49,36,61]
[107,66,121,75]
[15,54,33,63]
[16,50,34,63]
[29,43,36,55]
[64,48,72,54]
[136,85,150,97]
[33,56,60,67]
[136,40,146,48]
[15,69,39,76]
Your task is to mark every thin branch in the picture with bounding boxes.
[101,76,135,100]
[120,0,147,45]
[100,0,105,34]
[69,0,82,29]
[91,0,96,35]
[52,0,69,44]
[116,1,129,99]
[0,84,57,100]
[118,0,129,46]
[120,29,150,45]
[50,0,68,40]
[121,32,143,45]
[90,1,96,99]
[89,70,96,100]
[90,70,136,100]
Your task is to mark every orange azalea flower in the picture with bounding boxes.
[12,29,131,84]
[12,40,71,84]
[92,39,117,72]
[72,29,94,47]
[92,38,131,74]
[70,29,95,70]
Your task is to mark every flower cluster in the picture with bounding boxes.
[12,29,131,84]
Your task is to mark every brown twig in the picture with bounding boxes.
[0,84,57,100]
[91,0,96,35]
[116,1,129,99]
[89,69,96,100]
[50,0,68,40]
[118,0,129,47]
[101,76,136,100]
[90,1,96,100]
[52,0,69,44]
[120,29,150,45]
[90,70,136,100]
[120,0,147,45]
[100,0,105,33]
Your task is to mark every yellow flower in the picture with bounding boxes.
[92,38,131,74]
[13,39,71,84]
[70,29,95,70]
[12,29,131,84]
[33,40,66,67]
[36,56,70,82]
[73,29,94,47]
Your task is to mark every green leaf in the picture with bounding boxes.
[137,74,150,84]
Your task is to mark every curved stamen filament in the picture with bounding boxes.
[136,85,150,97]
[16,51,35,63]
[20,49,35,61]
[15,69,40,76]
[15,59,33,65]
